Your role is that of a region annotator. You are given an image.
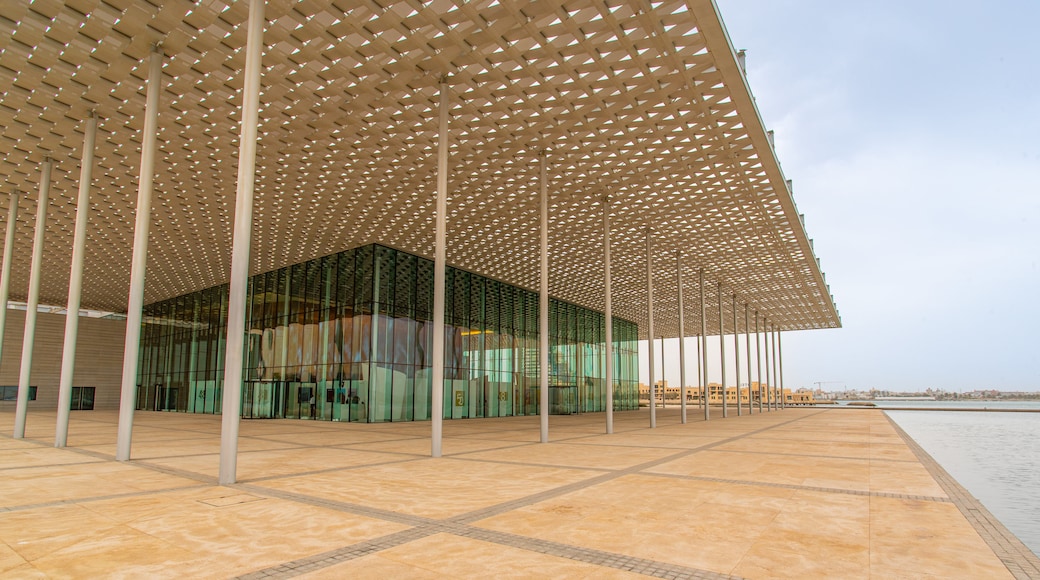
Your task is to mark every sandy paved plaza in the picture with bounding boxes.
[1,407,1037,579]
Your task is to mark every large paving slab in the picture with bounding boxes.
[0,406,1036,579]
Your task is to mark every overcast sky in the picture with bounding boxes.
[641,0,1040,393]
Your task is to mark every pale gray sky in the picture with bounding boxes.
[642,0,1040,393]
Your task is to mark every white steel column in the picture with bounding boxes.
[0,193,20,370]
[773,326,781,409]
[13,159,51,439]
[778,330,785,409]
[766,319,773,410]
[116,48,163,460]
[431,80,450,456]
[538,151,549,443]
[676,252,687,424]
[718,281,726,418]
[55,114,97,448]
[755,310,763,412]
[646,228,655,428]
[744,303,752,415]
[659,336,665,407]
[733,294,740,417]
[603,197,613,434]
[764,319,772,410]
[218,0,264,485]
[696,333,702,408]
[699,269,709,421]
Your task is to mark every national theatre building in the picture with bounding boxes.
[137,243,639,421]
[0,0,840,483]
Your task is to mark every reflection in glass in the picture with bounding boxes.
[137,244,639,422]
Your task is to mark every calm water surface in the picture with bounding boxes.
[884,402,1040,558]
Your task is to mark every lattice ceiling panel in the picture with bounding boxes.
[0,0,839,338]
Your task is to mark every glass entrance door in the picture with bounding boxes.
[70,386,95,410]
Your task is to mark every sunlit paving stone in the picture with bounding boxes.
[0,408,1035,578]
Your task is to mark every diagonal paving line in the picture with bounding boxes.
[885,413,1040,580]
[0,459,104,472]
[234,517,742,580]
[0,431,217,484]
[235,411,824,579]
[240,455,425,484]
[234,483,433,528]
[445,454,617,473]
[449,410,827,525]
[443,522,743,580]
[234,526,438,580]
[700,447,920,463]
[0,484,212,514]
[645,471,951,503]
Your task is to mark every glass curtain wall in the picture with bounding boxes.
[136,244,638,422]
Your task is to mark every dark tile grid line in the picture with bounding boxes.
[0,484,211,514]
[450,410,828,525]
[108,442,312,463]
[885,414,1040,580]
[127,459,220,484]
[235,527,437,580]
[446,522,742,580]
[233,411,824,579]
[0,459,104,472]
[555,418,814,448]
[230,486,740,578]
[646,471,952,503]
[231,510,740,580]
[445,454,617,474]
[0,430,219,484]
[235,483,432,528]
[703,447,920,464]
[240,455,425,483]
[242,433,425,448]
[0,412,208,435]
[242,438,611,485]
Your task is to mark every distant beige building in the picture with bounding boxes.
[639,381,815,406]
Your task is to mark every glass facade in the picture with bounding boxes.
[135,244,639,422]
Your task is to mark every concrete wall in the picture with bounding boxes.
[0,309,126,411]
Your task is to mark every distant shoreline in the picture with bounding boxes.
[828,405,1040,413]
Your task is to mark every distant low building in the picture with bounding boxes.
[638,382,815,406]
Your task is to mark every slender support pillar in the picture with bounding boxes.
[769,324,777,411]
[56,114,97,448]
[13,159,51,438]
[718,282,727,418]
[646,229,655,428]
[116,48,163,460]
[431,81,450,456]
[764,319,772,411]
[603,197,613,434]
[676,253,687,424]
[733,294,740,417]
[217,1,264,484]
[755,311,763,412]
[696,333,702,408]
[767,325,774,410]
[538,151,549,443]
[744,303,752,415]
[699,269,709,421]
[773,326,781,410]
[659,336,665,408]
[778,330,785,409]
[0,193,20,370]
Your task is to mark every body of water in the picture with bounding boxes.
[836,399,1040,410]
[882,401,1040,558]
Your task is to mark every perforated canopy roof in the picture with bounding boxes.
[0,0,840,338]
